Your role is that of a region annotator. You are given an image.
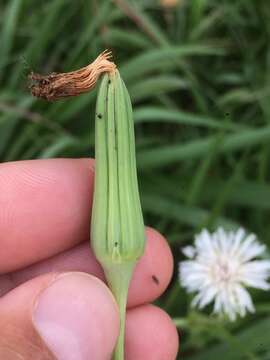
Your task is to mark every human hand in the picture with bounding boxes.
[0,159,179,360]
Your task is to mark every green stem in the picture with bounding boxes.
[172,317,189,329]
[104,262,135,360]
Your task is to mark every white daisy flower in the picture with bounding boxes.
[179,228,270,321]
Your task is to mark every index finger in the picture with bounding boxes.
[0,159,95,272]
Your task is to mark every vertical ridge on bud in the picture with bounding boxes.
[91,70,146,359]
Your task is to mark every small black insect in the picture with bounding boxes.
[152,275,159,285]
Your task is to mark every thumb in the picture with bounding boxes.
[0,272,119,360]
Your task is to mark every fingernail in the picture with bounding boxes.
[32,272,119,360]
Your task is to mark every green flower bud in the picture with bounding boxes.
[91,70,146,359]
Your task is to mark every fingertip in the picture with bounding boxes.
[146,227,174,281]
[32,272,119,360]
[126,304,179,360]
[0,159,95,272]
[128,227,173,307]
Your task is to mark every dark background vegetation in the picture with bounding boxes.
[1,0,270,358]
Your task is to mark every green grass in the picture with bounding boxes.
[1,0,270,358]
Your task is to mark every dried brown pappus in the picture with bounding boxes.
[28,50,116,101]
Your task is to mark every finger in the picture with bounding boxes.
[0,272,119,360]
[0,272,179,360]
[0,158,94,272]
[1,228,173,308]
[125,304,179,360]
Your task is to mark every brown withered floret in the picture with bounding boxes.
[29,50,116,101]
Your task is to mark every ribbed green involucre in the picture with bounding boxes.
[91,70,146,359]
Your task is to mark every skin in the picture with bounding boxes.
[0,158,179,360]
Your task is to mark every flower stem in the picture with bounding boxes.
[172,317,189,329]
[104,262,135,360]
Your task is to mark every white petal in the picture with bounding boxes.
[234,285,255,315]
[231,228,246,252]
[195,230,213,255]
[237,234,263,262]
[213,293,222,314]
[182,246,196,259]
[241,277,270,290]
[241,260,270,274]
[180,261,208,275]
[197,286,218,308]
[179,261,209,291]
[240,240,266,262]
[191,293,202,308]
[220,288,237,321]
[217,228,230,255]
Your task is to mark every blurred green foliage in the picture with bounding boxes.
[1,0,270,358]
